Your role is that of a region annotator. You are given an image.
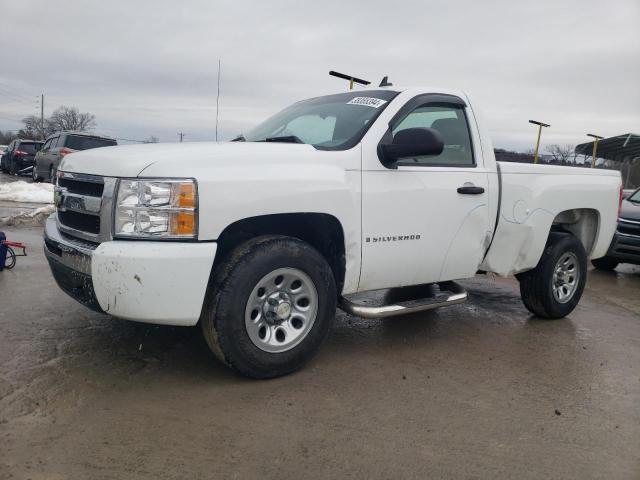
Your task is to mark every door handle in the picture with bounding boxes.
[457,185,485,195]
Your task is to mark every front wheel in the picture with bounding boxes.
[517,233,587,319]
[201,235,337,378]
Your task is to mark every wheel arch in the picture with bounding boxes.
[212,213,347,294]
[550,208,600,256]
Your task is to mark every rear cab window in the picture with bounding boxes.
[65,136,117,150]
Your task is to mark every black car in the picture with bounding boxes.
[592,187,640,270]
[0,139,44,175]
[33,132,117,183]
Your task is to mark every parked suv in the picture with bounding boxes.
[1,139,44,175]
[33,132,117,182]
[592,187,640,270]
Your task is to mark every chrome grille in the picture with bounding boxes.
[55,172,117,243]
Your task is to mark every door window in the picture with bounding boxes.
[391,104,474,167]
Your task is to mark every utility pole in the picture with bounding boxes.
[178,132,185,143]
[587,133,604,168]
[529,119,550,164]
[40,94,44,140]
[216,59,221,142]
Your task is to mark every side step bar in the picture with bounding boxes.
[338,281,467,319]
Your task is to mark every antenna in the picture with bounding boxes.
[215,59,221,142]
[329,70,370,90]
[379,76,393,87]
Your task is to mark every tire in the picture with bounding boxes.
[591,256,618,271]
[49,165,55,184]
[5,247,16,270]
[517,233,587,319]
[32,162,40,182]
[201,235,337,379]
[9,158,17,176]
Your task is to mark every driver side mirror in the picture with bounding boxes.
[378,127,444,167]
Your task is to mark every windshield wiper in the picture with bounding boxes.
[231,134,246,142]
[263,135,304,144]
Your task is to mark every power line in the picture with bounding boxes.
[0,113,24,123]
[0,96,37,108]
[0,83,34,103]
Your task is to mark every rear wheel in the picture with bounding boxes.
[32,162,40,182]
[201,235,337,378]
[591,256,618,271]
[517,233,587,319]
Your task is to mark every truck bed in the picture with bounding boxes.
[480,162,621,276]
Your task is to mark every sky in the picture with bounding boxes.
[0,0,638,151]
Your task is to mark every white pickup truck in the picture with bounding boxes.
[44,87,622,378]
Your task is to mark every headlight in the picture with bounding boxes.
[114,179,197,239]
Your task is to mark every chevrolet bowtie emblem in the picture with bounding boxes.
[54,186,68,208]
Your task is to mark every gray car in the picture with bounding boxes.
[33,132,117,183]
[592,187,640,270]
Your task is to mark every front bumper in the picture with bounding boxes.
[608,232,640,265]
[44,215,217,326]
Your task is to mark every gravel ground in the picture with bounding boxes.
[0,226,639,479]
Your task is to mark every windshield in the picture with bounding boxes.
[243,90,399,150]
[629,189,640,203]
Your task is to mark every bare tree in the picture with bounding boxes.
[19,115,45,139]
[0,130,18,144]
[48,106,96,132]
[545,144,574,164]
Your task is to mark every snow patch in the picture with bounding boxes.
[0,204,55,226]
[0,181,54,204]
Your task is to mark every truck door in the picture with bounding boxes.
[359,95,490,291]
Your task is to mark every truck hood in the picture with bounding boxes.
[620,197,640,221]
[59,141,319,177]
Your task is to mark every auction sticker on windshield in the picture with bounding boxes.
[346,97,388,108]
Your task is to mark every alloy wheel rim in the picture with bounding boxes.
[245,267,318,353]
[552,252,579,304]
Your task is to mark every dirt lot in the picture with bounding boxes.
[1,225,639,479]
